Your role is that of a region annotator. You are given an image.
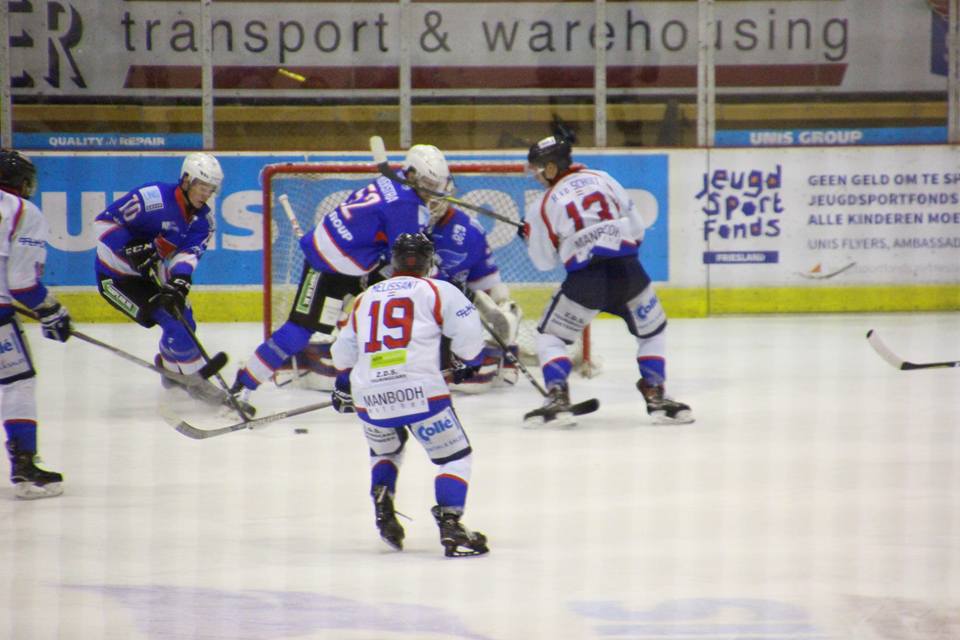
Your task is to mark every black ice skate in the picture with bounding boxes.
[523,383,576,428]
[7,441,63,500]
[637,379,694,424]
[431,506,489,557]
[372,485,405,551]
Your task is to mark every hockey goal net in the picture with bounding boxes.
[261,161,594,373]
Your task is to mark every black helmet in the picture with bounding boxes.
[0,149,37,199]
[391,232,435,276]
[527,135,572,173]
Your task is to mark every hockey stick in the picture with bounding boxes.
[148,271,254,421]
[164,400,333,440]
[478,316,599,416]
[13,306,230,392]
[369,135,524,230]
[276,193,308,384]
[866,329,960,370]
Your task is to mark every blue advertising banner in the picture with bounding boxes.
[32,152,669,287]
[715,127,947,147]
[15,133,204,151]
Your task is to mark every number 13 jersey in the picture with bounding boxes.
[525,168,648,273]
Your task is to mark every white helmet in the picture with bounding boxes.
[403,144,452,221]
[180,152,223,191]
[403,144,452,194]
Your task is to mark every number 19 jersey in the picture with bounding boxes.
[331,275,484,427]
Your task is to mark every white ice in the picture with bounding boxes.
[1,313,959,639]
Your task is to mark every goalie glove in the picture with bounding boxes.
[331,372,355,414]
[149,274,191,313]
[34,298,71,342]
[122,239,159,275]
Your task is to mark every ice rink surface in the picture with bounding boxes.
[2,313,959,640]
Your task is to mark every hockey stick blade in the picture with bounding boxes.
[198,351,228,379]
[166,400,332,440]
[866,330,960,370]
[571,398,600,416]
[368,136,523,229]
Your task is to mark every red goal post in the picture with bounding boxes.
[260,161,594,373]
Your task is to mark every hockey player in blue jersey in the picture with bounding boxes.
[427,204,522,392]
[94,152,223,390]
[0,149,72,499]
[231,144,453,395]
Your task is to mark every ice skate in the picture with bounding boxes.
[637,379,694,424]
[431,506,489,557]
[523,382,576,428]
[7,441,63,500]
[372,485,405,551]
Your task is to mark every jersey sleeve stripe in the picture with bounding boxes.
[423,279,443,326]
[539,190,560,249]
[7,198,24,243]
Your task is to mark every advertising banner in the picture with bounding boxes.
[675,146,960,287]
[29,151,670,288]
[7,1,947,98]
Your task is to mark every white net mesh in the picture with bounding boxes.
[261,162,593,371]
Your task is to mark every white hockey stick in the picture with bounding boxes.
[369,135,524,229]
[164,400,333,440]
[276,193,306,384]
[866,330,960,370]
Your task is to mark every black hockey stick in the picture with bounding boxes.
[164,400,333,440]
[866,329,960,370]
[148,271,254,421]
[368,135,524,230]
[13,306,233,396]
[478,316,599,416]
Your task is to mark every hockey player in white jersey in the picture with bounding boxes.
[330,233,489,557]
[522,134,693,427]
[0,149,72,499]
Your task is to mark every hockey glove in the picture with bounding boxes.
[35,299,71,342]
[331,372,355,414]
[517,221,530,241]
[122,240,159,275]
[451,358,481,384]
[149,274,191,313]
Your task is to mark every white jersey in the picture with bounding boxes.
[0,189,49,307]
[525,168,647,272]
[331,275,483,421]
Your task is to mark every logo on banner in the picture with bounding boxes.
[10,1,86,89]
[695,164,785,265]
[930,5,949,76]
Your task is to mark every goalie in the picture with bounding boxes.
[427,202,522,393]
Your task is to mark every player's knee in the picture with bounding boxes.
[1,377,37,419]
[626,286,667,338]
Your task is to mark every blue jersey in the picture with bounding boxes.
[300,173,427,276]
[429,208,500,292]
[94,181,214,280]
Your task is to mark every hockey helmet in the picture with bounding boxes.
[180,152,223,191]
[391,232,435,276]
[0,149,37,199]
[403,144,453,220]
[527,135,573,173]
